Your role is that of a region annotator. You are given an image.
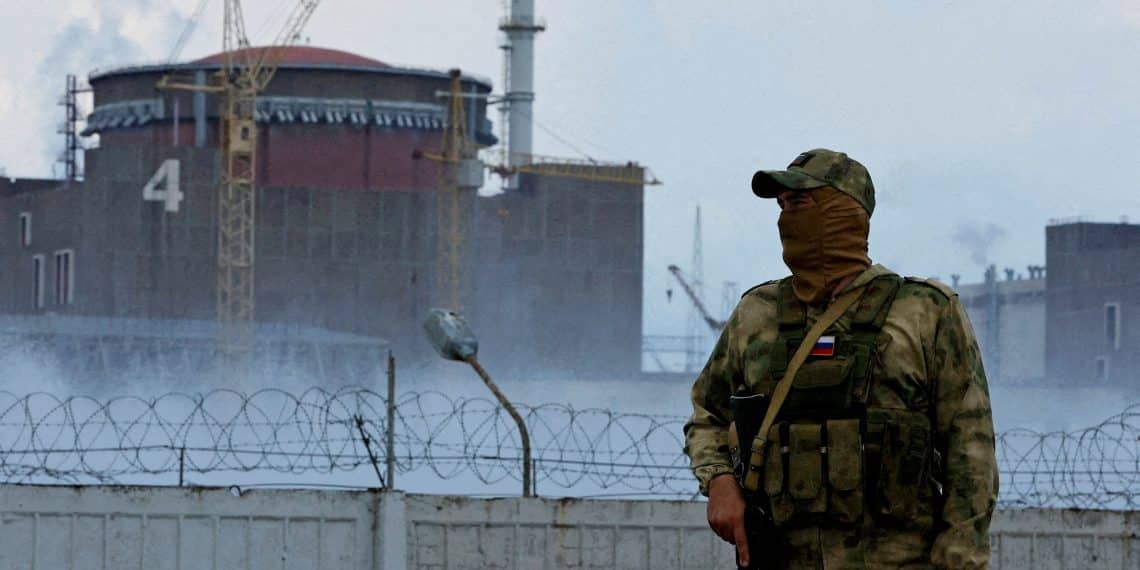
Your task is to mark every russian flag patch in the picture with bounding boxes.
[810,335,836,357]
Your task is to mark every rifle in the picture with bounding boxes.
[729,394,785,569]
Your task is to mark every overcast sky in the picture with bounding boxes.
[4,0,1140,341]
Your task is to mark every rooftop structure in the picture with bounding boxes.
[84,46,495,191]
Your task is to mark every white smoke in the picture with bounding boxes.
[951,221,1007,267]
[32,1,193,175]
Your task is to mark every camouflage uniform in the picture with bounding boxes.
[684,264,998,569]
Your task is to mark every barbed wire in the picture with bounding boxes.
[997,403,1140,509]
[0,388,690,494]
[0,388,1138,508]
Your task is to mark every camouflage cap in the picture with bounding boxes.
[751,148,876,216]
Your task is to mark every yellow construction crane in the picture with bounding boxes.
[414,69,484,311]
[160,0,321,371]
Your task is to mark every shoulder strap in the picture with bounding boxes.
[741,285,866,492]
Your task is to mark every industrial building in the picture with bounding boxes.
[1045,221,1140,385]
[955,266,1046,386]
[1,37,646,382]
[951,220,1140,388]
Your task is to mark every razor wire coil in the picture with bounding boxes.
[0,388,1138,508]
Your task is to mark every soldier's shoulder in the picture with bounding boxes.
[740,277,787,303]
[897,276,957,306]
[731,278,786,329]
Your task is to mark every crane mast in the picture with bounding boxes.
[159,0,320,374]
[217,0,320,371]
[410,70,484,311]
[439,70,477,311]
[668,264,726,332]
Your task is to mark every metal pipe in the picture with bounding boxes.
[466,356,532,497]
[194,70,207,148]
[172,97,180,146]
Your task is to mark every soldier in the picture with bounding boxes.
[683,149,998,569]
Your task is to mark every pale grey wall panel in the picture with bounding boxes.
[991,509,1139,569]
[0,486,375,570]
[404,495,735,570]
[3,485,1139,569]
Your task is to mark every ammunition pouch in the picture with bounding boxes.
[762,418,864,527]
[780,357,857,420]
[752,411,934,529]
[865,408,935,528]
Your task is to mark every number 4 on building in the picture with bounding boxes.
[142,159,183,213]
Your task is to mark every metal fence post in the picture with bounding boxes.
[385,351,396,490]
[532,458,538,497]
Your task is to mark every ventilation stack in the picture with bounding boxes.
[499,0,544,168]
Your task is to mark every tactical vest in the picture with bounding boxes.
[753,275,937,529]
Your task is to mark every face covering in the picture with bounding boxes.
[777,187,871,305]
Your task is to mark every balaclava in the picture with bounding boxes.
[777,187,871,305]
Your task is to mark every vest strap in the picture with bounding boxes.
[741,285,866,493]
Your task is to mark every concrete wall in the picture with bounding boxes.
[1046,222,1140,385]
[0,180,82,315]
[0,485,380,570]
[405,495,730,569]
[1,485,1136,569]
[472,172,644,379]
[991,509,1140,569]
[0,486,729,570]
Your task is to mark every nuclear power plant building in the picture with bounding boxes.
[0,47,646,383]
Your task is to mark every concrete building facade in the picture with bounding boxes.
[472,171,644,378]
[1046,222,1140,385]
[956,268,1046,386]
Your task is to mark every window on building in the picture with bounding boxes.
[53,249,74,305]
[1105,302,1121,350]
[1095,356,1109,382]
[32,254,44,309]
[19,212,31,247]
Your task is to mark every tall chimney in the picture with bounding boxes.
[500,0,544,167]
